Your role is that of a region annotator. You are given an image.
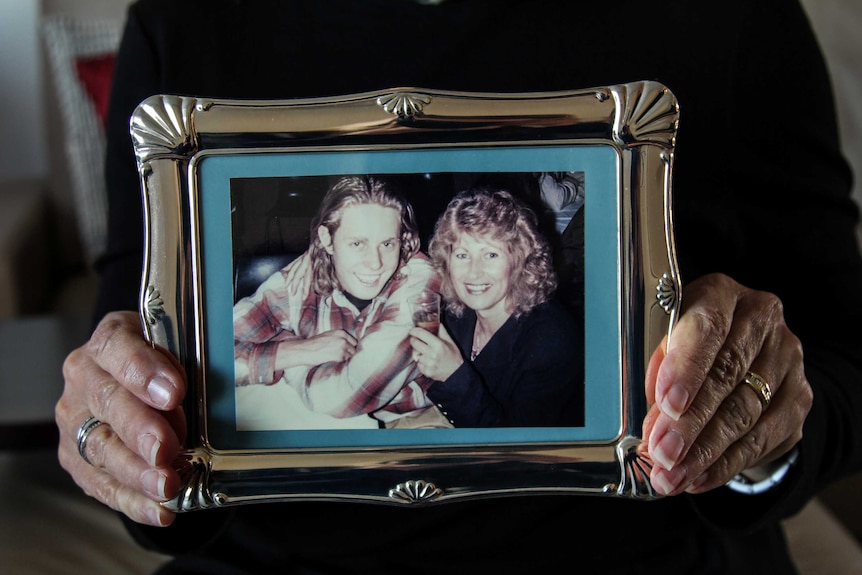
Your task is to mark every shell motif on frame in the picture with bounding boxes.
[131,95,204,167]
[377,91,433,118]
[611,82,679,147]
[388,479,444,504]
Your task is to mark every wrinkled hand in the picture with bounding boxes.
[56,311,187,527]
[409,325,463,382]
[643,273,812,496]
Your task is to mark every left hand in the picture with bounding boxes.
[642,273,812,496]
[409,325,463,382]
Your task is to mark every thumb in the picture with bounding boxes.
[644,335,668,405]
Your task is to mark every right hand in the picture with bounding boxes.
[56,311,187,527]
[278,329,358,369]
[408,324,463,382]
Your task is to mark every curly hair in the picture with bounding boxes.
[428,187,557,318]
[309,176,420,296]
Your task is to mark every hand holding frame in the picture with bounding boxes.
[643,273,812,496]
[56,311,187,526]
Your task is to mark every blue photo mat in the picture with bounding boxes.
[197,145,621,449]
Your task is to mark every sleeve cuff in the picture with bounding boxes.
[725,447,799,495]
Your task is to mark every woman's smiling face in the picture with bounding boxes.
[448,232,513,318]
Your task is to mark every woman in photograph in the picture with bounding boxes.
[408,187,584,427]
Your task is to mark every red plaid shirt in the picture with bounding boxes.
[233,253,440,424]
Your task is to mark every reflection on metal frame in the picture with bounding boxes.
[132,83,681,512]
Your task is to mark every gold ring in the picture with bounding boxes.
[742,371,772,409]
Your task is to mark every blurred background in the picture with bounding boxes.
[0,1,860,573]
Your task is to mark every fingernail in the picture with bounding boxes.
[653,429,685,470]
[660,385,689,420]
[147,377,173,409]
[653,465,687,496]
[140,433,162,467]
[142,469,167,500]
[146,504,167,527]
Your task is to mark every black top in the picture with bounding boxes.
[428,302,584,427]
[100,1,862,573]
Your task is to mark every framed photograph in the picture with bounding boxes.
[132,82,681,512]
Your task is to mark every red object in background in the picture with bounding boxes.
[74,53,116,127]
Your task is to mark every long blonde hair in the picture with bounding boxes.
[429,187,557,318]
[309,176,420,296]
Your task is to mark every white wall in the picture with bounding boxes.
[0,0,47,183]
[0,0,132,185]
[801,0,862,246]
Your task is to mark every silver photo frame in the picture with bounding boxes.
[132,82,681,512]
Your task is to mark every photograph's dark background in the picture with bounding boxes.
[230,172,584,321]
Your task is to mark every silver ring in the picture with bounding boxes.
[76,415,103,466]
[742,371,772,409]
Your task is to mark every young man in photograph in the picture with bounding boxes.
[232,175,450,429]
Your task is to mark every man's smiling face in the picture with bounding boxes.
[318,203,402,300]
